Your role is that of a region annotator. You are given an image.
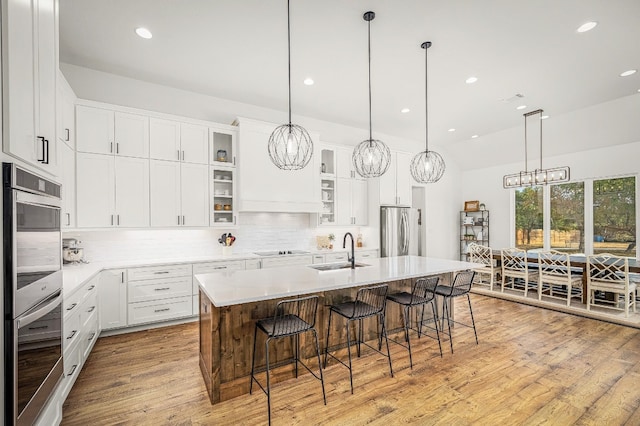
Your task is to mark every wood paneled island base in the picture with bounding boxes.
[199,275,448,405]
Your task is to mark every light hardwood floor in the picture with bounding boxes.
[62,294,640,425]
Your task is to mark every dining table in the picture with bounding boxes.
[491,250,640,304]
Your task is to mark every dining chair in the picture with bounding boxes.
[586,254,636,317]
[468,243,498,291]
[537,249,583,306]
[501,248,539,297]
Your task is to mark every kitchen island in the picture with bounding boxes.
[195,256,480,405]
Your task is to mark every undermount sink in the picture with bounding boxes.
[308,262,370,271]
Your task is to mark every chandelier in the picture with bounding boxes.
[268,0,313,170]
[410,41,445,183]
[352,11,391,178]
[503,109,570,188]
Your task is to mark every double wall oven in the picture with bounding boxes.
[3,163,64,425]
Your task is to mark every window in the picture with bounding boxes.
[593,177,636,258]
[515,187,543,250]
[550,182,585,254]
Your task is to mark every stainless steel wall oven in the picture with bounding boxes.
[3,163,64,425]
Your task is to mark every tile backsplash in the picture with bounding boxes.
[65,213,377,262]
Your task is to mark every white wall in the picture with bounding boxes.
[462,140,640,250]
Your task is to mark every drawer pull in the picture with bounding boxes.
[212,266,227,270]
[154,308,170,313]
[66,303,77,311]
[68,364,78,376]
[67,330,77,340]
[153,271,171,275]
[154,287,171,291]
[88,332,96,341]
[28,325,49,330]
[87,306,96,313]
[87,285,95,291]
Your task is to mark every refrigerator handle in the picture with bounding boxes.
[399,209,408,255]
[404,210,410,254]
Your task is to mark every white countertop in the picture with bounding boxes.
[195,256,482,307]
[62,248,379,297]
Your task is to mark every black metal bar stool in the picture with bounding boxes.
[250,295,326,425]
[386,277,443,368]
[323,284,393,394]
[429,270,478,353]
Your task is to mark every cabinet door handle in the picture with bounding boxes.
[87,306,96,313]
[65,128,70,142]
[66,330,77,339]
[121,271,125,283]
[212,266,227,270]
[178,215,181,225]
[37,136,46,162]
[66,213,71,226]
[233,156,236,165]
[182,215,185,225]
[111,214,114,226]
[153,271,170,274]
[110,142,113,153]
[67,364,78,376]
[87,285,95,291]
[154,287,171,291]
[182,151,185,161]
[66,303,77,311]
[43,139,49,164]
[116,143,120,154]
[88,332,96,341]
[154,308,170,313]
[117,215,120,226]
[177,150,181,160]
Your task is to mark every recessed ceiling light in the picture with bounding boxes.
[620,69,637,77]
[465,76,478,84]
[303,78,314,85]
[448,128,456,132]
[516,105,527,110]
[400,108,410,113]
[541,115,549,120]
[471,135,479,139]
[577,21,598,33]
[135,27,152,39]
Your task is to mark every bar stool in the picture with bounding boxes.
[429,270,478,353]
[323,284,393,394]
[386,277,442,369]
[250,295,326,425]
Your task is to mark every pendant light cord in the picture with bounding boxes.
[539,110,543,170]
[424,44,429,152]
[367,18,373,143]
[287,0,292,126]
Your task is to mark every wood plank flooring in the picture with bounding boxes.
[62,294,640,425]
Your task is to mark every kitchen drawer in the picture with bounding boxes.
[64,276,98,317]
[312,255,325,264]
[129,276,192,303]
[325,253,348,263]
[357,250,378,259]
[81,315,99,360]
[128,296,193,326]
[260,255,312,269]
[245,259,261,270]
[193,260,245,274]
[63,312,81,351]
[63,338,82,379]
[128,264,192,281]
[79,290,98,327]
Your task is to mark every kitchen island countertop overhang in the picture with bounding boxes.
[195,255,482,307]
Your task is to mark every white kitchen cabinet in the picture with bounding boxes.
[150,160,209,227]
[210,126,237,166]
[76,105,149,158]
[245,259,262,269]
[76,152,150,227]
[325,252,349,263]
[379,151,412,206]
[2,0,58,176]
[336,177,368,225]
[260,255,313,269]
[57,72,76,149]
[237,117,321,213]
[182,123,209,164]
[211,165,236,226]
[99,269,127,330]
[60,142,76,228]
[356,249,379,260]
[128,264,193,324]
[336,146,356,179]
[149,118,181,161]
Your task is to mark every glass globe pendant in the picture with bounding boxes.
[352,11,391,178]
[410,41,445,183]
[268,0,313,170]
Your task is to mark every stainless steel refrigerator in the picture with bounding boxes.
[380,206,421,257]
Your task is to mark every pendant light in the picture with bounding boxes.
[502,109,570,188]
[352,11,391,178]
[268,0,313,170]
[410,41,446,183]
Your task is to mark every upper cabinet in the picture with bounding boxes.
[57,72,76,149]
[236,117,321,213]
[210,127,237,167]
[2,0,58,176]
[336,146,357,179]
[149,119,208,164]
[379,151,412,207]
[76,105,149,158]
